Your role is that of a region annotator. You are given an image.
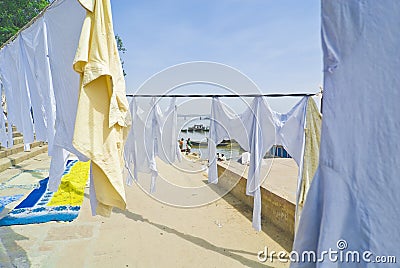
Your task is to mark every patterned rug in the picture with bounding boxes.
[0,160,90,226]
[0,194,24,214]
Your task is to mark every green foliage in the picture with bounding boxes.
[115,34,127,76]
[0,0,49,45]
[0,0,128,76]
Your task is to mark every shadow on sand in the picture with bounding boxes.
[218,192,294,252]
[113,207,277,268]
[0,226,31,267]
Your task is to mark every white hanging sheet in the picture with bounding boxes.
[44,0,88,191]
[20,17,56,148]
[208,97,275,231]
[0,38,35,145]
[125,97,181,193]
[0,106,8,148]
[0,80,12,149]
[273,97,308,167]
[273,96,322,232]
[0,0,87,190]
[292,1,400,267]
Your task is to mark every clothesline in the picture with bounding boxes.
[126,92,321,98]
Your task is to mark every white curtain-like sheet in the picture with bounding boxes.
[208,96,321,232]
[20,17,56,151]
[292,1,400,267]
[0,0,325,228]
[0,37,35,146]
[273,97,308,168]
[208,97,276,231]
[45,0,88,191]
[0,0,88,191]
[124,97,181,193]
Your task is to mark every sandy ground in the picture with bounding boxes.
[0,153,292,268]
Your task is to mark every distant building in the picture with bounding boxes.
[266,145,291,158]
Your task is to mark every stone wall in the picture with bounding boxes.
[217,163,295,242]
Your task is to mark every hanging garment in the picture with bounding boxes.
[20,17,56,149]
[0,80,11,149]
[292,1,400,267]
[272,96,323,231]
[273,97,308,168]
[0,107,8,148]
[0,38,35,146]
[124,97,181,193]
[294,97,321,231]
[44,0,88,191]
[0,0,87,189]
[18,25,48,143]
[124,98,154,185]
[241,152,250,165]
[73,0,131,217]
[208,97,275,231]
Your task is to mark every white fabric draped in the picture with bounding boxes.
[0,105,11,148]
[0,0,324,230]
[208,96,321,232]
[20,18,56,151]
[292,1,400,267]
[45,0,88,191]
[273,97,308,167]
[0,0,87,191]
[208,97,276,231]
[0,37,35,146]
[124,97,181,193]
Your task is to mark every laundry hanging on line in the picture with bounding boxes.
[0,0,89,191]
[0,36,35,147]
[208,96,275,231]
[0,0,322,225]
[206,96,321,231]
[124,97,182,193]
[0,0,130,218]
[72,0,132,217]
[295,97,321,232]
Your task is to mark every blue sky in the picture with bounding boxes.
[111,0,322,113]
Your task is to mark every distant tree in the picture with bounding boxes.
[0,0,49,45]
[115,34,127,76]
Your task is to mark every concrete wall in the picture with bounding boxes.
[217,163,295,242]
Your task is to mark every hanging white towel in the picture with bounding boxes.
[208,97,275,231]
[124,97,181,193]
[0,0,87,191]
[124,98,154,185]
[20,17,56,150]
[273,97,308,167]
[18,24,48,143]
[44,0,88,191]
[0,106,8,148]
[0,38,35,146]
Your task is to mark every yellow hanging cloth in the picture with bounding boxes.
[73,0,131,216]
[295,97,322,231]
